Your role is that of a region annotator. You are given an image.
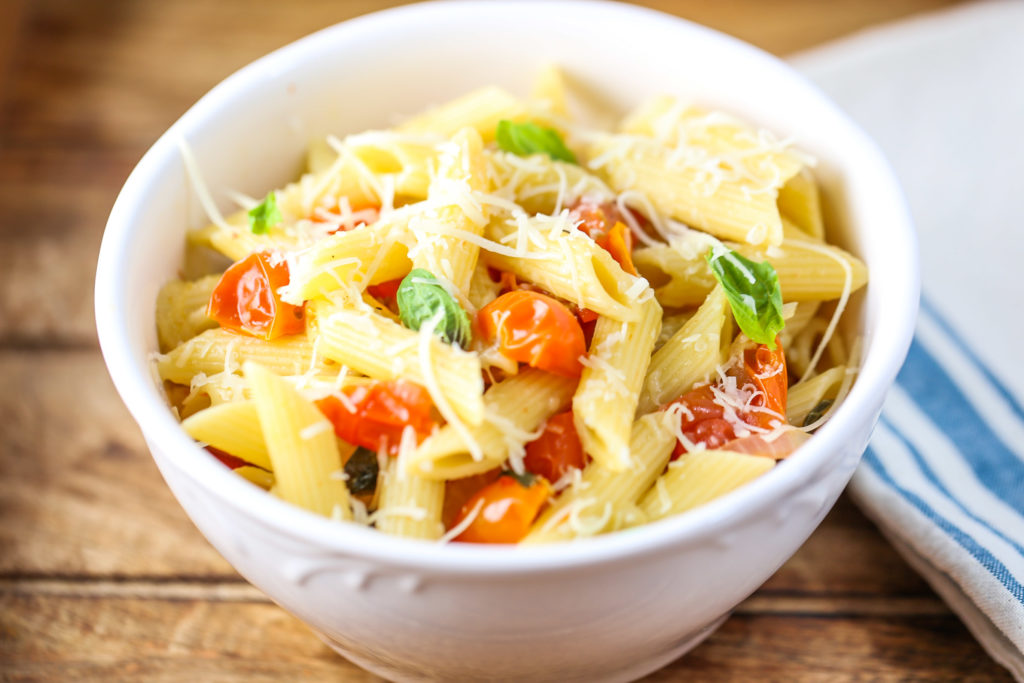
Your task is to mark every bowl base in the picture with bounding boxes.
[314,613,729,683]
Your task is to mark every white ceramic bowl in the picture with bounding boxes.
[95,2,918,681]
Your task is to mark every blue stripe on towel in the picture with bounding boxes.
[879,414,1024,558]
[897,337,1024,513]
[921,297,1024,421]
[862,447,1024,603]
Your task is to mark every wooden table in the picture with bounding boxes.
[0,1,1012,680]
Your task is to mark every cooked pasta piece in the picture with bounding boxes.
[312,299,485,426]
[280,217,413,305]
[155,274,220,351]
[406,369,576,480]
[638,450,774,521]
[573,294,661,471]
[786,365,847,426]
[777,168,824,240]
[398,86,529,142]
[181,400,270,470]
[157,328,333,385]
[407,128,489,296]
[638,284,730,413]
[376,438,446,540]
[587,133,797,248]
[523,412,675,543]
[633,238,866,308]
[482,216,644,322]
[245,362,351,519]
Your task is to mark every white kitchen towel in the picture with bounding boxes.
[791,2,1024,679]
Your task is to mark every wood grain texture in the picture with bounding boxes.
[0,592,1011,682]
[0,352,232,577]
[1,0,1001,680]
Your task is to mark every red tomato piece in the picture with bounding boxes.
[206,446,259,471]
[523,411,586,482]
[742,343,788,429]
[452,473,552,544]
[366,278,403,303]
[442,469,503,530]
[569,199,637,275]
[315,381,437,455]
[310,201,380,234]
[207,252,304,340]
[477,290,586,378]
[666,341,788,458]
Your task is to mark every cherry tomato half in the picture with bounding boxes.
[207,252,304,340]
[452,473,552,544]
[477,290,586,378]
[523,411,586,482]
[315,380,437,455]
[569,199,637,275]
[666,342,788,458]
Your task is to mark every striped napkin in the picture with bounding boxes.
[791,2,1024,678]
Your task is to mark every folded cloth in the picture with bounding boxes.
[790,2,1024,678]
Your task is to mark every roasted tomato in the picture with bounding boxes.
[569,199,637,275]
[310,201,380,234]
[523,411,586,482]
[207,252,304,340]
[452,473,552,544]
[366,278,403,303]
[477,290,586,377]
[666,342,788,458]
[315,380,437,455]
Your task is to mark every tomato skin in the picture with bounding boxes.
[569,200,637,275]
[442,469,503,530]
[452,474,552,544]
[742,343,787,428]
[523,411,586,482]
[208,252,304,340]
[315,381,436,455]
[311,202,380,234]
[367,278,402,302]
[477,290,586,377]
[667,342,788,458]
[206,446,253,470]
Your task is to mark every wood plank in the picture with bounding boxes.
[0,351,232,576]
[0,149,136,345]
[0,592,1009,682]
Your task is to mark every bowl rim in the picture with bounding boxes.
[95,0,919,575]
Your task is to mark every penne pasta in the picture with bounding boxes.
[638,450,774,521]
[245,362,351,519]
[523,413,675,543]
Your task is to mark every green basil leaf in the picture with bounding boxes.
[496,120,577,164]
[343,446,379,496]
[396,268,472,348]
[803,399,834,427]
[248,192,282,235]
[706,246,785,349]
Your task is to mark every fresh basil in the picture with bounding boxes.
[396,268,472,348]
[496,120,577,164]
[803,399,834,427]
[248,192,282,235]
[706,246,785,349]
[344,446,379,496]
